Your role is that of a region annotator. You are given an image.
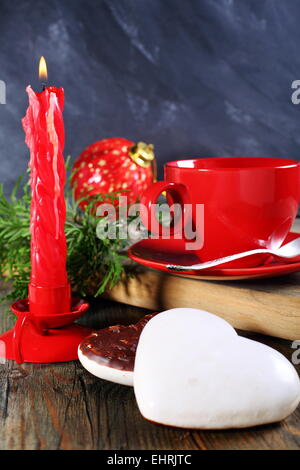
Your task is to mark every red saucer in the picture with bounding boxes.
[128,232,300,280]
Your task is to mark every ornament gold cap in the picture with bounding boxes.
[129,141,155,168]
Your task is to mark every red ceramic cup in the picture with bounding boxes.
[140,157,300,264]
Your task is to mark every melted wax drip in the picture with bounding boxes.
[47,92,60,239]
[22,85,68,287]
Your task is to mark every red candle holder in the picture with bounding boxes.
[0,294,92,364]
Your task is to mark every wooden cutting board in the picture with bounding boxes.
[105,219,300,340]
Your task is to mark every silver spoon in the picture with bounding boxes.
[166,237,300,271]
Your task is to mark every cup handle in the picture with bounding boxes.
[140,181,190,236]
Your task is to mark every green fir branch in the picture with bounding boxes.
[0,168,130,304]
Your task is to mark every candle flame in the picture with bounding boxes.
[39,56,48,81]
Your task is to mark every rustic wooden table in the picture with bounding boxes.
[0,279,299,451]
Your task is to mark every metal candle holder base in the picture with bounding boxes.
[0,298,92,364]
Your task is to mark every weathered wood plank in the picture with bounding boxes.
[0,284,299,450]
[105,269,300,340]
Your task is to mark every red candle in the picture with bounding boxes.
[22,57,70,315]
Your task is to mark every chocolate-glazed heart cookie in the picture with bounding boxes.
[78,314,156,386]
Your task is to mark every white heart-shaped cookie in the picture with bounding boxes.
[134,308,300,429]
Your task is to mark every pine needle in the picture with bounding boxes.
[0,169,130,304]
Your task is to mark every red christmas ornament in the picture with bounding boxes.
[71,137,156,207]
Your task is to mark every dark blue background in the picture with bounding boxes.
[0,0,300,191]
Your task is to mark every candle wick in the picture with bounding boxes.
[42,83,46,91]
